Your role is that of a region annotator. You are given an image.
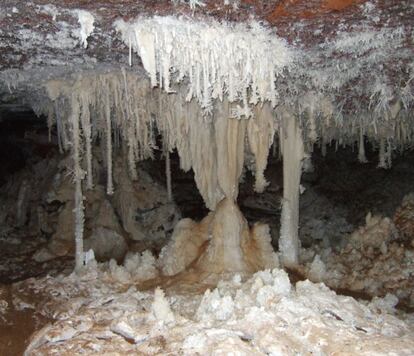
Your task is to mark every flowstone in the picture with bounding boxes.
[160,198,278,280]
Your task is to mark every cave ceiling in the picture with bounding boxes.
[0,0,413,117]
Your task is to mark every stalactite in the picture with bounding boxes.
[386,139,393,168]
[70,96,85,273]
[247,103,276,193]
[279,109,304,268]
[358,125,368,163]
[55,101,64,154]
[215,100,246,201]
[39,61,414,282]
[128,36,132,67]
[80,94,93,189]
[115,16,293,116]
[105,90,114,195]
[377,137,387,168]
[302,153,314,173]
[121,68,137,180]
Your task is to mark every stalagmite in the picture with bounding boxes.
[279,109,304,268]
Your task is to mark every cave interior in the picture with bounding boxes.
[0,1,414,354]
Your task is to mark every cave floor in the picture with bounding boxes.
[3,264,414,355]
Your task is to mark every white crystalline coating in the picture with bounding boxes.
[111,321,137,342]
[271,269,291,296]
[172,0,206,10]
[75,10,95,48]
[196,289,235,321]
[151,288,175,324]
[17,266,414,355]
[38,4,59,21]
[182,333,207,351]
[115,16,293,115]
[107,251,158,284]
[326,26,406,59]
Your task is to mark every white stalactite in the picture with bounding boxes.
[71,97,85,273]
[105,91,114,195]
[121,68,138,180]
[247,103,276,193]
[80,94,93,189]
[115,16,293,116]
[279,109,304,268]
[215,100,246,201]
[75,10,95,49]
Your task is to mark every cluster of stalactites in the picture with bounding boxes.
[296,92,414,168]
[44,74,414,199]
[43,70,414,213]
[44,70,277,210]
[115,16,293,118]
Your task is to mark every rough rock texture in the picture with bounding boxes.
[394,193,414,247]
[302,206,414,307]
[348,213,397,251]
[112,157,181,242]
[0,1,412,69]
[299,188,354,249]
[33,174,129,263]
[1,147,180,264]
[12,264,414,355]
